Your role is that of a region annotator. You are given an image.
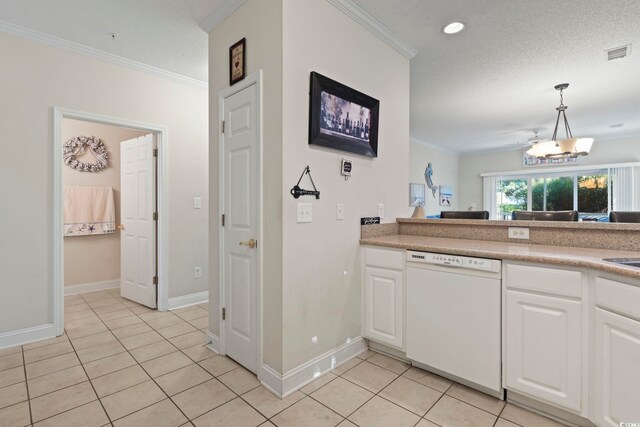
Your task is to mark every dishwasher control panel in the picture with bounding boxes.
[406,250,501,273]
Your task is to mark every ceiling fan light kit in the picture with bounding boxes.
[527,83,594,160]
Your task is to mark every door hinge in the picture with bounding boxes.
[153,212,158,221]
[222,307,226,320]
[221,120,225,134]
[153,276,158,285]
[221,214,225,226]
[153,148,158,157]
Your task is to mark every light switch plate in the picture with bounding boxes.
[297,203,312,223]
[193,197,202,209]
[193,266,202,278]
[508,227,530,239]
[336,204,344,220]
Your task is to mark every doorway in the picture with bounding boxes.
[219,71,263,375]
[53,107,170,336]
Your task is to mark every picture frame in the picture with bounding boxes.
[229,38,246,85]
[309,72,380,157]
[409,183,425,207]
[523,151,578,167]
[439,185,453,206]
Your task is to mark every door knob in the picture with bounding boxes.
[239,239,257,249]
[117,224,125,231]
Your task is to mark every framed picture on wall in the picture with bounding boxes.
[308,72,380,157]
[229,38,246,85]
[409,183,425,207]
[439,185,453,206]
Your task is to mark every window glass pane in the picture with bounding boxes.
[578,173,608,214]
[497,179,527,219]
[545,177,574,210]
[532,178,544,210]
[532,176,573,211]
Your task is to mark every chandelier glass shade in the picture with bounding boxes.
[527,83,594,159]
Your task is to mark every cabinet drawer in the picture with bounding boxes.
[595,276,640,321]
[364,247,404,270]
[506,263,582,298]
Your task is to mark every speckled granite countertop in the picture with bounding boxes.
[360,234,640,281]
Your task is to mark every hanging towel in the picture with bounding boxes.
[64,186,116,236]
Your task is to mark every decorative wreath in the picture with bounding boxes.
[63,136,108,172]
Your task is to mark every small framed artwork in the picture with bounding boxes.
[523,151,578,167]
[409,183,425,207]
[439,185,453,206]
[229,38,246,85]
[309,72,380,157]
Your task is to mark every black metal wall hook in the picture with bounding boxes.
[290,166,320,199]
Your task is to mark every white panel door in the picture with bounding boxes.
[505,290,581,411]
[120,134,156,308]
[364,267,404,349]
[594,308,640,426]
[222,82,258,373]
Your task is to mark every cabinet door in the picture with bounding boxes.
[364,267,404,349]
[594,308,640,426]
[505,290,582,412]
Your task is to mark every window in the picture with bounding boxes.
[487,168,619,221]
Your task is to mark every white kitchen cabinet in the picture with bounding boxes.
[364,266,404,349]
[505,289,582,412]
[362,246,405,350]
[593,308,640,426]
[593,276,640,427]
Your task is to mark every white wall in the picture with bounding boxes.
[410,138,460,216]
[0,32,208,335]
[459,136,640,210]
[63,119,148,286]
[281,0,411,372]
[209,0,284,371]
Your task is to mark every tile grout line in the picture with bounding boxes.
[78,294,217,424]
[20,345,34,426]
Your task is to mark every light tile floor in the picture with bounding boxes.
[0,289,568,427]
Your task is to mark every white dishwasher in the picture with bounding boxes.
[406,250,503,396]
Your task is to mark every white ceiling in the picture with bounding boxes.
[354,0,640,153]
[2,0,639,153]
[0,0,219,82]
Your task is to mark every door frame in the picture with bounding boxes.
[218,70,263,375]
[52,107,170,336]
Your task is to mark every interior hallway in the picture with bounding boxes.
[0,291,565,427]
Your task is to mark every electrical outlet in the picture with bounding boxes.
[193,197,202,209]
[508,227,530,239]
[297,203,312,223]
[336,204,344,220]
[193,266,202,278]
[378,203,384,219]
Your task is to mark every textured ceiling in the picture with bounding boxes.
[0,0,219,82]
[2,0,639,153]
[354,0,640,153]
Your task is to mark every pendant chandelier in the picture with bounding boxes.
[527,83,594,159]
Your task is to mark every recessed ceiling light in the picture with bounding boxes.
[443,22,465,34]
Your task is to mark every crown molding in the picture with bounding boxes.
[199,0,246,33]
[0,20,207,89]
[410,137,460,155]
[327,0,417,59]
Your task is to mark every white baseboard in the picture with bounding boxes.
[205,331,220,354]
[64,280,119,296]
[167,291,209,310]
[0,324,57,350]
[259,336,366,398]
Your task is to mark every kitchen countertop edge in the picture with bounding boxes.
[361,234,640,281]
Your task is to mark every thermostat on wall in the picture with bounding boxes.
[341,158,352,180]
